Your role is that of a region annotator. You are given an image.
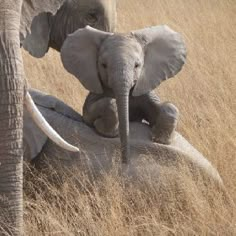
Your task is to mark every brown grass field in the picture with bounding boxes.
[22,0,236,235]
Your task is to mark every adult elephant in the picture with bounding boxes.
[0,0,116,234]
[24,89,223,188]
[22,0,117,58]
[25,90,235,226]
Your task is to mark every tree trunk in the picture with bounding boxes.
[0,0,24,235]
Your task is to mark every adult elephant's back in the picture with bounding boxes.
[23,90,222,187]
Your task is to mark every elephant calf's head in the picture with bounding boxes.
[61,25,186,163]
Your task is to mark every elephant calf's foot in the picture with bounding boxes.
[151,102,179,145]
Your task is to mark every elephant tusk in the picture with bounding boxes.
[25,91,80,153]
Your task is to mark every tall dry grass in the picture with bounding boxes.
[23,161,235,235]
[22,0,236,234]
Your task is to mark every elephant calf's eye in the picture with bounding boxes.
[135,62,141,68]
[102,63,107,69]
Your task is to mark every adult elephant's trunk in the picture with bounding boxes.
[114,72,131,164]
[0,1,24,234]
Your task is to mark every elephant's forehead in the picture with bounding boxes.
[101,34,142,55]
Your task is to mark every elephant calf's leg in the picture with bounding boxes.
[151,102,179,144]
[83,93,119,138]
[129,92,179,144]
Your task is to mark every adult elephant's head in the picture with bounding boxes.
[61,25,186,163]
[22,0,117,58]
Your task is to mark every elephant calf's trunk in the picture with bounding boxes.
[25,92,80,152]
[116,92,130,164]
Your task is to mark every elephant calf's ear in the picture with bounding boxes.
[132,25,186,96]
[61,26,112,94]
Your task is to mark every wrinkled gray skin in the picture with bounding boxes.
[24,89,223,188]
[61,25,186,164]
[83,91,179,145]
[23,0,117,57]
[0,0,116,234]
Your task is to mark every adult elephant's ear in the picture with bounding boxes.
[20,0,65,57]
[61,26,113,94]
[132,25,186,96]
[22,13,50,58]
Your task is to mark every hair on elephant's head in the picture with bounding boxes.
[22,0,117,58]
[61,25,187,163]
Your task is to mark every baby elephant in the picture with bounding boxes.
[61,25,186,163]
[83,91,179,145]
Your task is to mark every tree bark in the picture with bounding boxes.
[0,1,24,235]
